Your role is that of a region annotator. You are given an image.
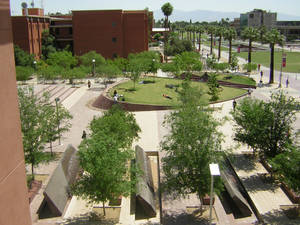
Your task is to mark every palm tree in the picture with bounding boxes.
[216,26,225,61]
[224,28,237,64]
[207,26,216,55]
[196,26,205,52]
[264,29,285,84]
[161,2,173,37]
[241,27,260,63]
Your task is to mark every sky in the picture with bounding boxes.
[10,0,300,17]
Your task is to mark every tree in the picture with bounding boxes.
[96,63,121,87]
[216,26,225,61]
[41,29,57,59]
[43,99,72,155]
[270,145,300,192]
[196,25,205,52]
[207,25,216,55]
[62,66,88,84]
[224,28,237,64]
[127,57,144,89]
[18,87,51,179]
[231,91,297,159]
[161,81,223,212]
[46,50,78,69]
[241,27,260,64]
[79,51,106,68]
[172,51,202,78]
[71,105,140,216]
[161,2,173,42]
[263,29,284,84]
[37,65,63,83]
[14,45,35,67]
[207,73,221,101]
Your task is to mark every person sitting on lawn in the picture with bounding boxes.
[163,94,172,99]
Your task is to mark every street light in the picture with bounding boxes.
[55,97,61,145]
[92,59,95,76]
[33,60,37,70]
[209,163,220,225]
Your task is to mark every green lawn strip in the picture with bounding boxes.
[237,51,300,73]
[217,74,256,86]
[110,77,247,106]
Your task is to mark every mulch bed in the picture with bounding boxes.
[28,180,42,203]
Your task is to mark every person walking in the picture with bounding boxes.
[87,80,91,89]
[82,130,87,139]
[286,78,289,88]
[233,99,237,111]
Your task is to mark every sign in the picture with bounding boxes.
[282,53,287,68]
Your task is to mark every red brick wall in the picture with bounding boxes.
[73,10,148,58]
[73,10,124,58]
[22,8,44,16]
[123,11,148,57]
[0,1,32,225]
[11,16,49,57]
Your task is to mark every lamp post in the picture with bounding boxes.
[209,163,220,225]
[92,59,95,76]
[55,97,61,145]
[33,60,37,71]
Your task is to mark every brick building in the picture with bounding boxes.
[11,8,150,59]
[0,1,32,225]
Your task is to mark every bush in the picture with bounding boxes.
[16,66,34,82]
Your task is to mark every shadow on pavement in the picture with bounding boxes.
[241,174,278,193]
[162,212,209,225]
[262,209,300,225]
[231,154,256,172]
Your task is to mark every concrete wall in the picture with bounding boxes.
[0,1,32,224]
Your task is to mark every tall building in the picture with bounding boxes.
[240,9,277,30]
[0,1,32,225]
[11,8,150,59]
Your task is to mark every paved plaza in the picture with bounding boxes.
[26,45,300,225]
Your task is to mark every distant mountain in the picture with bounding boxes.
[153,9,300,22]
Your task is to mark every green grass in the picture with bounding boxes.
[237,51,300,73]
[111,77,247,106]
[217,74,256,85]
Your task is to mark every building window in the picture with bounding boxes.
[112,37,117,43]
[112,22,116,27]
[55,28,60,35]
[69,27,73,35]
[113,53,117,58]
[249,14,254,18]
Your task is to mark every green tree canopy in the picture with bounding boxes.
[71,105,141,216]
[46,50,78,69]
[78,51,106,68]
[172,51,202,77]
[224,28,237,64]
[161,81,223,210]
[232,91,298,158]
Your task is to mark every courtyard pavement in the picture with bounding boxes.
[28,46,300,225]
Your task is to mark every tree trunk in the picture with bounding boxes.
[50,141,53,156]
[210,33,213,55]
[31,161,35,180]
[218,35,222,61]
[193,31,195,46]
[269,43,275,84]
[248,39,252,63]
[198,33,201,52]
[228,39,232,64]
[102,201,106,216]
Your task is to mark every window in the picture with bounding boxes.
[249,14,254,18]
[112,37,117,43]
[55,28,60,35]
[112,22,116,27]
[69,27,73,35]
[113,53,117,58]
